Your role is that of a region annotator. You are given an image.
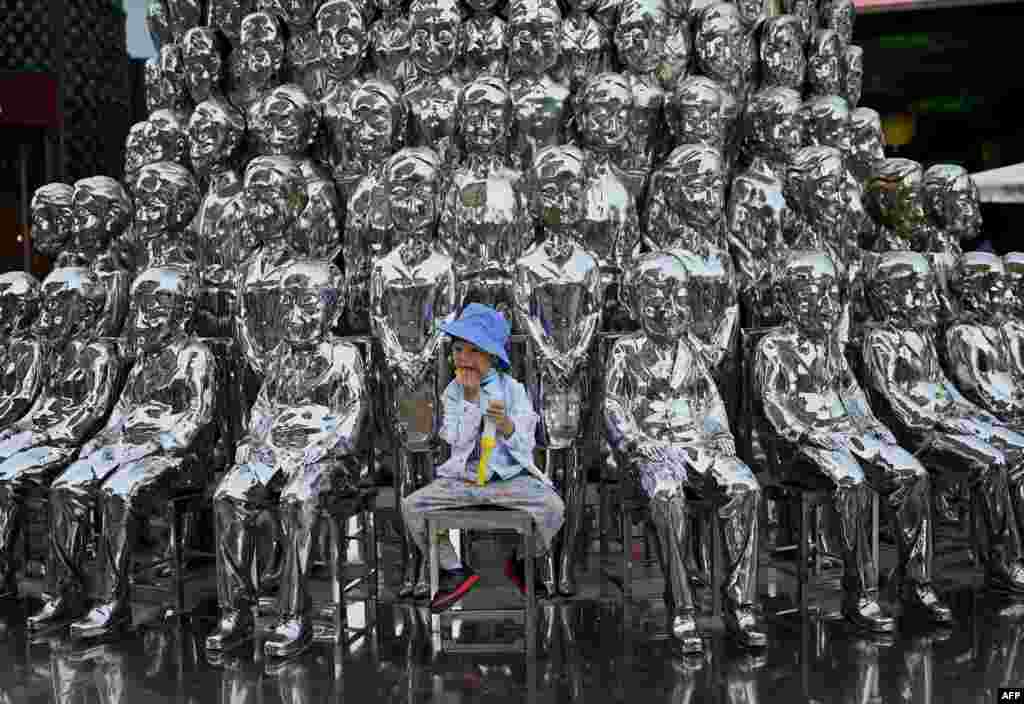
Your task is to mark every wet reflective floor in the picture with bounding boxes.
[0,527,1020,703]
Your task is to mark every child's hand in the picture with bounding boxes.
[456,367,482,402]
[486,400,515,438]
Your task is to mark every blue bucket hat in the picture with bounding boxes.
[442,303,512,369]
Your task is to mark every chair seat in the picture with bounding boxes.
[424,507,534,534]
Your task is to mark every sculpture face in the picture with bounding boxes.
[760,18,804,90]
[238,12,286,92]
[669,78,724,147]
[242,158,305,243]
[783,0,816,44]
[695,4,743,83]
[30,183,74,258]
[409,0,460,75]
[579,75,632,152]
[872,253,940,328]
[0,273,41,337]
[1004,254,1024,319]
[387,151,439,233]
[183,27,224,103]
[262,0,320,28]
[71,178,132,252]
[629,253,691,339]
[957,254,1006,319]
[125,122,150,176]
[849,108,884,181]
[822,0,855,46]
[147,109,190,165]
[461,80,510,155]
[665,147,725,226]
[615,0,669,75]
[807,30,842,96]
[159,45,190,111]
[868,162,928,234]
[735,0,766,27]
[925,167,983,240]
[803,97,850,153]
[508,1,562,76]
[280,262,340,345]
[843,46,863,107]
[252,86,318,155]
[317,0,368,77]
[746,88,802,160]
[189,99,245,174]
[791,148,845,228]
[35,270,100,343]
[347,83,403,162]
[131,163,201,240]
[779,252,840,336]
[208,0,255,45]
[129,268,195,354]
[534,146,586,230]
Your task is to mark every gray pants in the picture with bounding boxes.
[402,475,565,557]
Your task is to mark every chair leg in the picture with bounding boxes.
[711,506,722,618]
[429,519,440,603]
[621,497,632,599]
[329,513,344,644]
[524,526,536,660]
[365,506,379,601]
[871,493,879,575]
[798,494,811,617]
[171,501,185,616]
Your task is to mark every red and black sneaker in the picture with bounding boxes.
[504,557,544,597]
[429,568,480,613]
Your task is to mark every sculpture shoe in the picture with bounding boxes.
[28,591,87,631]
[205,607,255,652]
[986,561,1024,596]
[557,563,577,598]
[69,600,132,641]
[723,604,767,648]
[264,615,314,659]
[901,583,953,624]
[0,560,17,599]
[398,552,421,599]
[842,596,896,633]
[671,609,704,655]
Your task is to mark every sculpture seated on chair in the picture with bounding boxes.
[207,259,368,660]
[753,249,952,632]
[603,251,765,654]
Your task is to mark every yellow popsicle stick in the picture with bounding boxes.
[477,436,496,486]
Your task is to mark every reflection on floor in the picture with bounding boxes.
[0,526,1020,703]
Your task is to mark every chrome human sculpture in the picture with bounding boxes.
[124,122,150,180]
[508,0,571,171]
[843,45,864,108]
[403,0,463,170]
[782,0,816,45]
[125,110,190,183]
[146,46,192,120]
[0,269,120,599]
[182,27,228,104]
[129,162,201,273]
[208,259,366,659]
[754,250,951,631]
[1003,253,1024,385]
[315,0,369,103]
[30,265,217,639]
[614,0,670,185]
[208,0,256,48]
[865,157,930,253]
[0,273,43,432]
[188,98,247,338]
[167,0,204,43]
[30,183,74,261]
[555,0,610,92]
[261,0,322,94]
[694,3,745,100]
[923,164,983,257]
[232,11,287,111]
[331,79,405,209]
[60,178,133,339]
[368,0,415,92]
[457,0,508,82]
[806,29,843,98]
[849,107,885,185]
[863,251,1024,596]
[604,251,765,652]
[235,156,306,375]
[371,148,458,597]
[821,0,855,47]
[758,15,805,92]
[439,78,532,319]
[575,75,642,330]
[727,87,801,326]
[514,144,605,596]
[666,76,726,151]
[657,17,691,93]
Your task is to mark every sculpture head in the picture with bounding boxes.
[787,145,845,229]
[869,251,941,328]
[129,265,198,354]
[182,27,227,103]
[532,145,586,232]
[807,29,843,97]
[252,83,320,156]
[1004,253,1024,319]
[759,15,805,91]
[466,0,501,13]
[742,86,802,163]
[144,58,165,115]
[954,252,1006,319]
[776,250,841,337]
[821,0,855,46]
[849,107,884,182]
[386,147,442,234]
[145,0,174,52]
[124,122,150,178]
[317,0,368,78]
[30,183,74,259]
[460,77,511,156]
[800,95,851,153]
[146,109,190,166]
[667,76,726,148]
[189,97,247,175]
[168,0,205,41]
[735,0,767,28]
[781,0,816,44]
[146,45,190,114]
[374,0,407,14]
[259,0,320,29]
[0,272,41,338]
[865,158,928,236]
[843,45,863,107]
[130,162,202,242]
[615,0,670,75]
[578,73,633,153]
[508,0,562,76]
[408,0,461,75]
[695,2,743,84]
[35,268,107,344]
[280,259,345,345]
[241,155,308,244]
[238,11,286,92]
[344,80,405,163]
[659,144,726,226]
[208,0,256,46]
[624,251,692,340]
[923,164,983,241]
[71,177,133,253]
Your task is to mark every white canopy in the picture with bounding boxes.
[972,162,1024,204]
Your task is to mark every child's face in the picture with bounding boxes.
[453,339,494,376]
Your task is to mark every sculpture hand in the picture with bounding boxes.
[713,434,736,456]
[235,442,251,465]
[804,431,841,452]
